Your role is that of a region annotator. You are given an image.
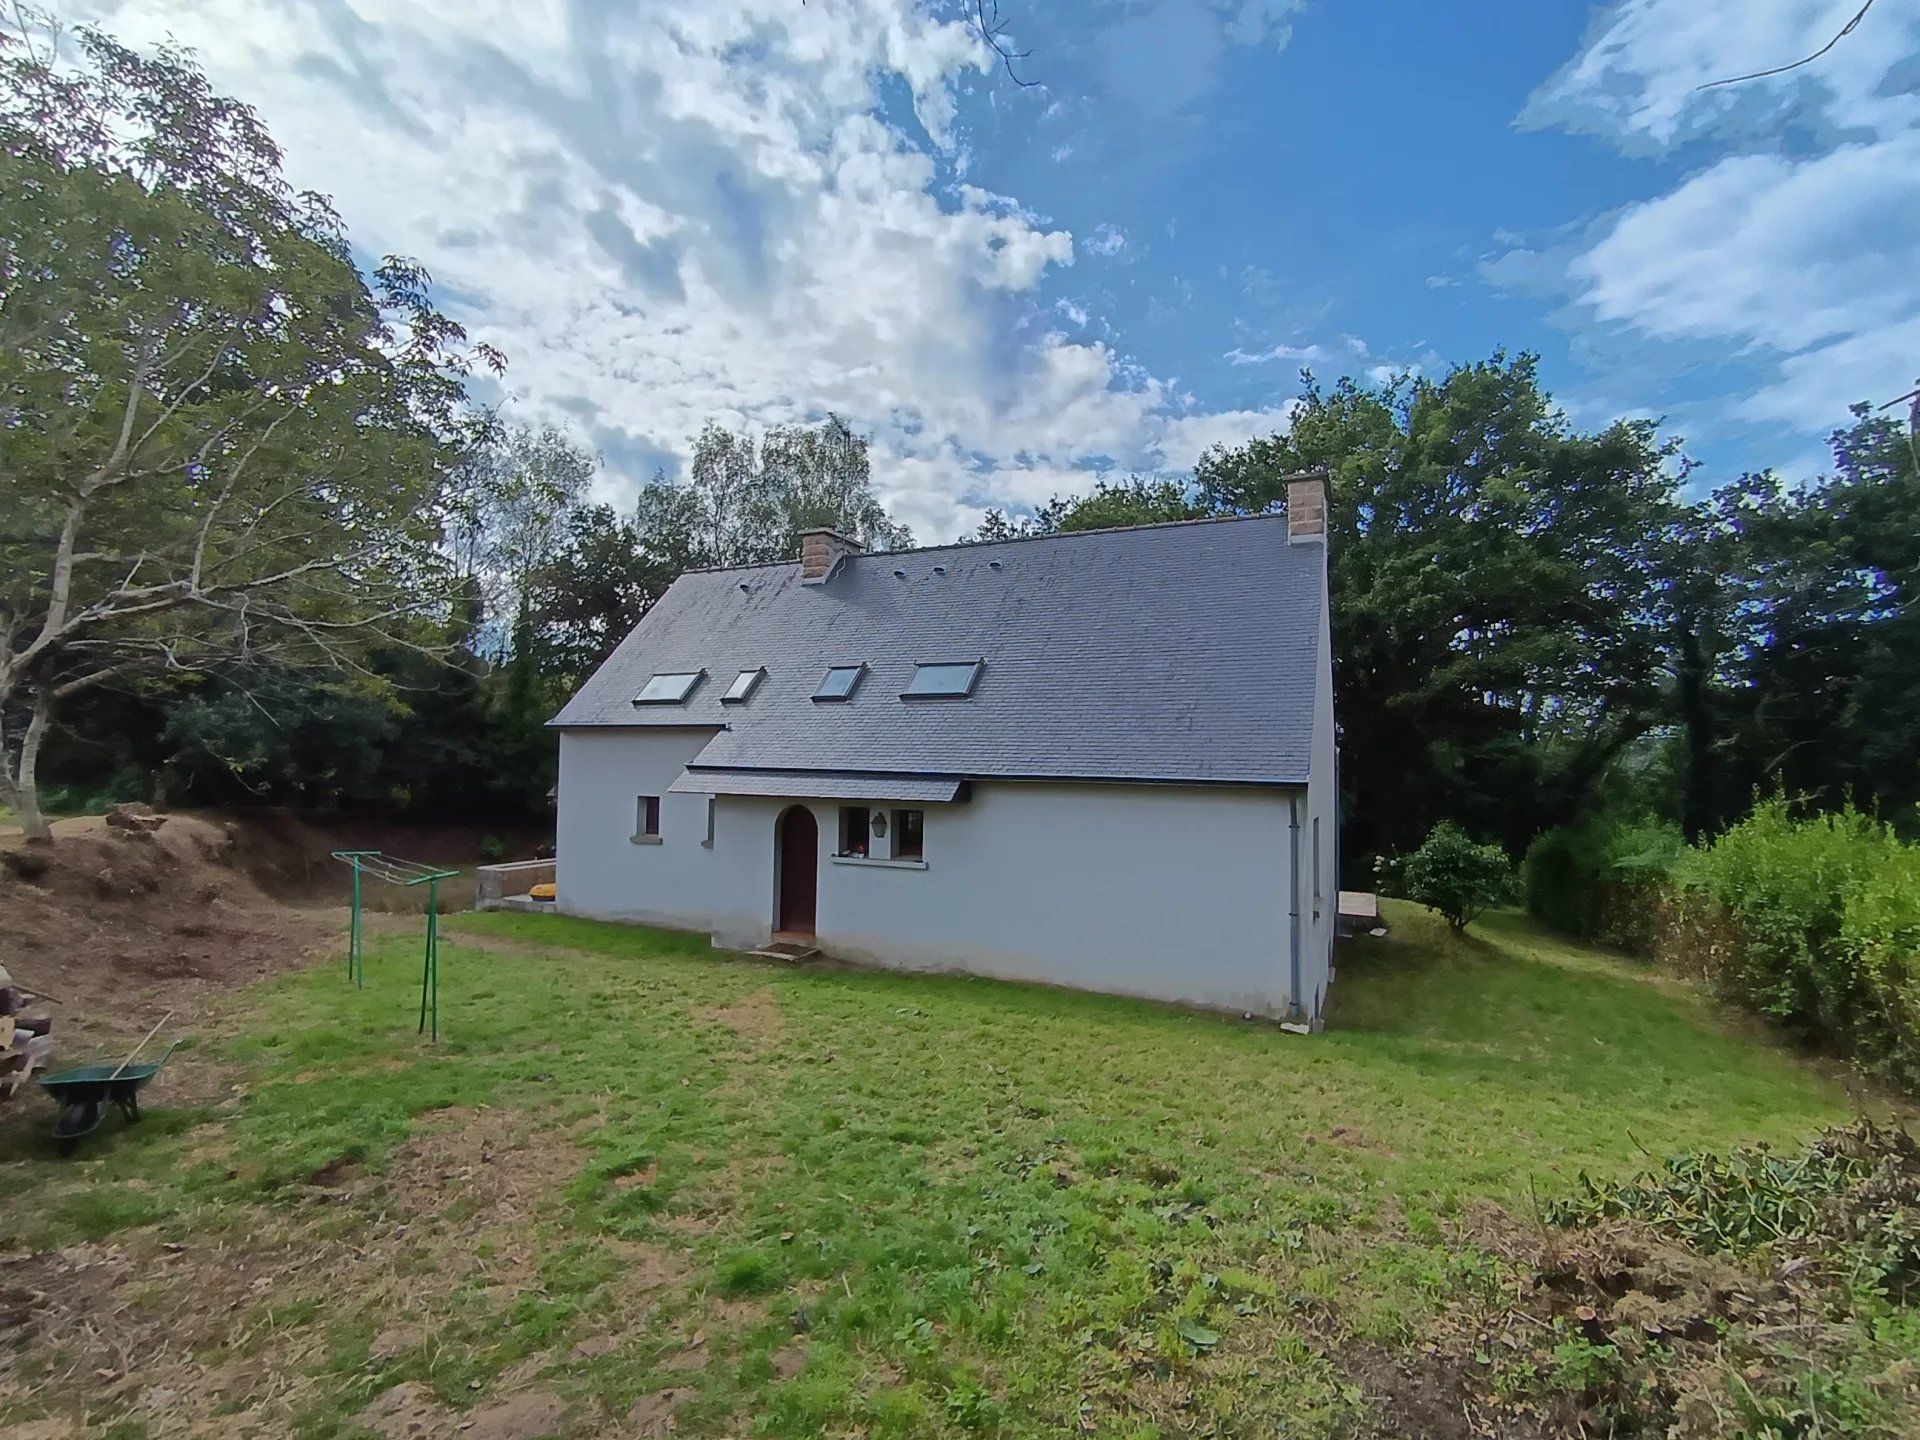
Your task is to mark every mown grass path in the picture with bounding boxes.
[0,904,1852,1437]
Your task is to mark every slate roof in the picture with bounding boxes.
[550,514,1325,786]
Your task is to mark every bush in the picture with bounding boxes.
[1385,822,1513,931]
[1522,814,1683,950]
[1669,800,1920,1085]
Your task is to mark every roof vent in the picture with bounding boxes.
[932,564,947,575]
[893,568,907,578]
[799,528,862,584]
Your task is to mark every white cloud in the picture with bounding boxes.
[1156,404,1298,470]
[65,0,1272,541]
[1524,0,1920,149]
[1225,342,1330,366]
[1084,223,1128,257]
[1513,0,1920,437]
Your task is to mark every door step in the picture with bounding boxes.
[750,940,821,964]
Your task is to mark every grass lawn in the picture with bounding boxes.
[0,902,1857,1437]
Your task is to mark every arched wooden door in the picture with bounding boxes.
[775,805,817,935]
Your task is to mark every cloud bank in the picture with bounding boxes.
[69,0,1297,539]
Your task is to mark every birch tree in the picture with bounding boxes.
[0,15,501,837]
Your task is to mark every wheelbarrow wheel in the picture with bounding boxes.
[55,1098,104,1155]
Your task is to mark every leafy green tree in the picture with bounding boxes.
[974,476,1201,540]
[448,423,597,651]
[1707,412,1920,833]
[0,14,499,838]
[1386,821,1514,932]
[1194,354,1680,867]
[524,503,681,683]
[669,414,912,566]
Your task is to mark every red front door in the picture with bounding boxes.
[776,805,817,934]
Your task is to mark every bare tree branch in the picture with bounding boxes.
[973,0,1037,88]
[1698,0,1876,90]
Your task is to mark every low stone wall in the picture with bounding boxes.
[474,859,555,911]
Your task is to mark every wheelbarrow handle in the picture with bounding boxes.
[108,1011,174,1081]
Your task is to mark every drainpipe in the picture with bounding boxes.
[1286,793,1303,1024]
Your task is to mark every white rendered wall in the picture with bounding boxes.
[555,728,728,929]
[806,781,1299,1017]
[1299,552,1339,1025]
[557,728,1304,1019]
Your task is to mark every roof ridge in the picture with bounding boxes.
[680,509,1287,576]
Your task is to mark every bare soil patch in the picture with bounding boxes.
[0,1103,591,1433]
[0,813,329,1021]
[697,986,786,1046]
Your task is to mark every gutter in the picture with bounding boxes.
[1285,793,1304,1026]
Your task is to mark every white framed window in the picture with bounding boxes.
[838,805,871,857]
[893,808,924,858]
[632,794,662,845]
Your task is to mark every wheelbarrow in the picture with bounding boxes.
[38,1013,177,1154]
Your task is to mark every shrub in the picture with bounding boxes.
[1522,814,1682,950]
[1670,800,1920,1085]
[1385,822,1512,931]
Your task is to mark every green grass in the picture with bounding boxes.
[0,902,1856,1437]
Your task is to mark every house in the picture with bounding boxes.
[549,472,1338,1026]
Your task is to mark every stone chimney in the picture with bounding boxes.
[798,527,863,583]
[1285,469,1330,545]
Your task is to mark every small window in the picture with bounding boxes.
[702,795,716,847]
[813,664,865,702]
[839,805,871,857]
[636,795,661,837]
[721,668,764,704]
[893,808,924,859]
[634,671,702,704]
[903,661,981,699]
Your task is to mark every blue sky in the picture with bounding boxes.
[69,0,1920,538]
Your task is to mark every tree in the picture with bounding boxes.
[1385,821,1514,932]
[523,503,680,683]
[0,15,500,838]
[666,414,912,568]
[974,476,1201,541]
[447,423,597,653]
[1194,354,1680,868]
[1693,411,1920,833]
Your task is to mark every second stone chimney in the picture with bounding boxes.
[799,527,863,584]
[1285,470,1330,546]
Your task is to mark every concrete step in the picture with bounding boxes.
[750,940,821,963]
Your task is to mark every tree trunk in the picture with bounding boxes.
[4,687,54,842]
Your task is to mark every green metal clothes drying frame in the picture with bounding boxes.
[330,851,462,1041]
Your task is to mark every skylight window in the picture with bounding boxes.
[721,667,765,704]
[633,670,703,705]
[903,661,983,699]
[812,664,865,702]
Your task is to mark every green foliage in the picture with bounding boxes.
[1522,813,1683,946]
[1384,822,1513,931]
[1546,1121,1920,1301]
[973,475,1202,540]
[1197,355,1681,868]
[1672,800,1920,1083]
[0,11,499,835]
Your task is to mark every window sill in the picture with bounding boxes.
[630,834,663,846]
[830,855,928,871]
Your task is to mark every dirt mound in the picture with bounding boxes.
[0,813,331,1052]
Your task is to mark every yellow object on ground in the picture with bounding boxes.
[527,882,557,900]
